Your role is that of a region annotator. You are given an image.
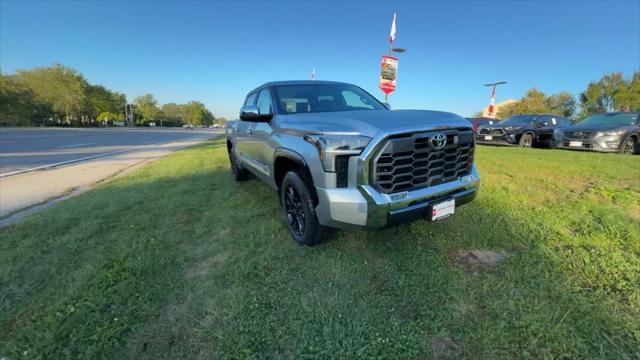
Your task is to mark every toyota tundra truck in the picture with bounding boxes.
[226,81,480,245]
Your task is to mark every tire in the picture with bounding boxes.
[280,170,328,246]
[519,133,534,148]
[619,136,637,155]
[228,146,248,181]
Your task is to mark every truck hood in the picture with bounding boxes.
[281,110,471,138]
[560,123,637,132]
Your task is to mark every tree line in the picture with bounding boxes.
[0,64,224,127]
[477,71,639,121]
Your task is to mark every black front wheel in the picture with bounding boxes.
[519,133,534,148]
[280,171,328,246]
[619,136,637,155]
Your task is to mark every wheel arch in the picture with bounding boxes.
[517,130,536,144]
[273,148,318,205]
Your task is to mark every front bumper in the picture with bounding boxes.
[475,134,519,146]
[553,136,623,153]
[315,165,480,229]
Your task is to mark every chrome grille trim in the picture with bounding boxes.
[371,130,474,194]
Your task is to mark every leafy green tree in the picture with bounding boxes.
[0,72,52,126]
[161,103,184,122]
[496,88,576,119]
[496,101,519,119]
[614,71,640,111]
[15,64,86,123]
[96,111,125,123]
[183,101,213,126]
[545,91,576,118]
[133,94,160,124]
[578,72,632,117]
[214,117,227,125]
[516,88,551,114]
[85,85,126,120]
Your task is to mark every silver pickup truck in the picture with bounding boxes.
[226,81,480,245]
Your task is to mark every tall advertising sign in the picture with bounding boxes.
[379,55,398,95]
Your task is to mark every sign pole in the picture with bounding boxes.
[382,13,397,103]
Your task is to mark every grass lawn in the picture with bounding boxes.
[1,137,639,359]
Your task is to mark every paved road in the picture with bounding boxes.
[0,127,220,175]
[0,127,221,221]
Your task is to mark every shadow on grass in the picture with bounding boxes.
[0,138,638,358]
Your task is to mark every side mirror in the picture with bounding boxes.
[239,105,272,122]
[240,105,259,121]
[382,102,391,110]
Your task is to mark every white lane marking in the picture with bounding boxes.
[0,145,147,178]
[57,143,96,148]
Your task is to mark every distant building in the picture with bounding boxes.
[481,99,518,118]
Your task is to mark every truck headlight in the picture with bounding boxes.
[304,134,371,172]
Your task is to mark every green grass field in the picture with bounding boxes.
[1,138,639,359]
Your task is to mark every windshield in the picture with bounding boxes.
[273,84,386,114]
[578,113,639,126]
[501,115,537,125]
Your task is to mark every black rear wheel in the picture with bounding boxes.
[228,147,248,181]
[620,136,637,155]
[280,171,328,246]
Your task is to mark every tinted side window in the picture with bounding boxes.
[342,90,374,109]
[256,88,273,115]
[245,92,257,106]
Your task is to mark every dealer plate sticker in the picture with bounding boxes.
[569,141,583,147]
[484,135,493,141]
[431,199,455,221]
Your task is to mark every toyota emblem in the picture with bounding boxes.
[430,133,447,149]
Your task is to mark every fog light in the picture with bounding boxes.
[605,141,620,148]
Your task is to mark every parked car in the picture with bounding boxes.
[226,80,479,245]
[553,112,639,154]
[182,124,194,129]
[476,114,571,147]
[465,117,499,134]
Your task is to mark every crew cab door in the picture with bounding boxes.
[243,87,277,184]
[236,91,257,166]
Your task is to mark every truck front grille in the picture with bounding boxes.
[478,128,504,136]
[371,130,474,194]
[565,131,592,139]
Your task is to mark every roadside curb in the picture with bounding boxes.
[0,145,147,178]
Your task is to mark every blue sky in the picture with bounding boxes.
[1,1,639,119]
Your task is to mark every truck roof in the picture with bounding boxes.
[251,80,352,93]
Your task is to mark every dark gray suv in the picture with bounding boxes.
[553,112,639,154]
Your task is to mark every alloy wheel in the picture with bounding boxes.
[621,138,635,155]
[284,185,305,236]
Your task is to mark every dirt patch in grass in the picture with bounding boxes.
[431,336,458,359]
[449,249,514,272]
[185,251,229,279]
[629,205,640,220]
